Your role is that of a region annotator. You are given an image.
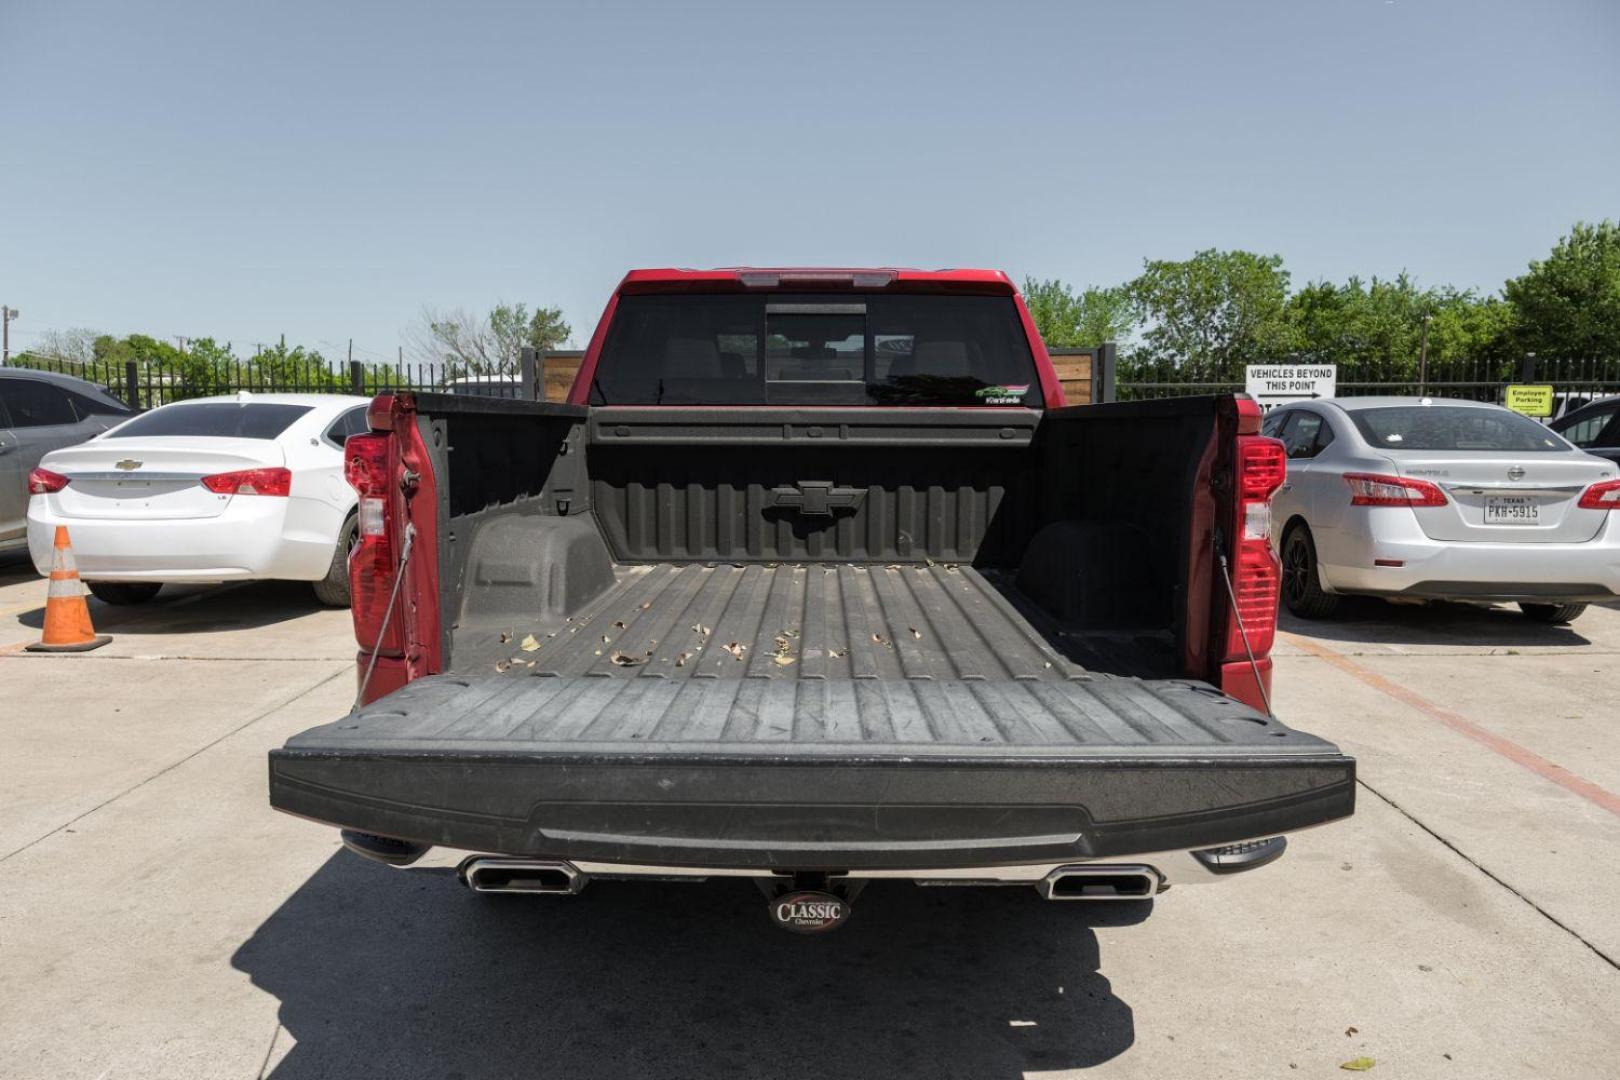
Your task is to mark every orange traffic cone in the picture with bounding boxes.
[27,526,112,653]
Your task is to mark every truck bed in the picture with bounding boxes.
[452,562,1180,682]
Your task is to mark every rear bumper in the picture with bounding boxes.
[26,495,340,582]
[366,842,1293,890]
[270,747,1356,872]
[1319,525,1620,603]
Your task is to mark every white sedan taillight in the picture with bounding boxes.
[1343,472,1448,507]
[27,468,70,494]
[201,467,292,496]
[1578,478,1620,510]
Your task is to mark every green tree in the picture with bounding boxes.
[1286,275,1514,378]
[247,339,335,391]
[1021,277,1134,348]
[1125,250,1294,381]
[1504,220,1620,361]
[170,337,240,395]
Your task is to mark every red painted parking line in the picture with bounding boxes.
[1285,633,1620,820]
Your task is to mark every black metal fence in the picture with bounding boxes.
[11,347,1619,415]
[1113,353,1620,411]
[2,347,588,409]
[5,354,474,410]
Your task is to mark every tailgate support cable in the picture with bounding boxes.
[1215,529,1275,718]
[354,523,416,711]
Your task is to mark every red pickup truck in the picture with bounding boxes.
[269,268,1353,932]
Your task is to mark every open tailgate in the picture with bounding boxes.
[270,675,1355,870]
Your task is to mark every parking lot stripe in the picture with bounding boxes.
[1285,633,1620,819]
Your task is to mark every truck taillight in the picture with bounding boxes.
[345,432,391,497]
[1577,478,1620,510]
[28,468,70,494]
[344,433,403,655]
[1344,472,1448,507]
[1225,436,1286,663]
[365,392,397,432]
[201,467,291,496]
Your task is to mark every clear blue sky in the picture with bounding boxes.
[2,0,1616,363]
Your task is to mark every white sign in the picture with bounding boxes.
[1245,364,1336,409]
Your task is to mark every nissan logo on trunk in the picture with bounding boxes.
[769,890,850,933]
[1507,465,1525,481]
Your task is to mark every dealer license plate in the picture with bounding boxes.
[1484,495,1539,525]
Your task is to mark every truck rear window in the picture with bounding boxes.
[592,293,1039,406]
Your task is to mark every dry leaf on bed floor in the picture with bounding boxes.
[609,651,647,667]
[520,634,540,652]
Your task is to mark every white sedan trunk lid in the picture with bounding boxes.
[43,437,286,521]
[1392,452,1616,543]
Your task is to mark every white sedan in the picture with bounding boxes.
[1263,397,1620,624]
[26,392,372,606]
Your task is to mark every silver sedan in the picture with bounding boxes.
[1263,397,1620,624]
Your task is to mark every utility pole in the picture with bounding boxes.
[175,335,193,355]
[1,306,17,364]
[1416,313,1432,397]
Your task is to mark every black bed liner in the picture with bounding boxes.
[453,563,1178,680]
[269,671,1355,869]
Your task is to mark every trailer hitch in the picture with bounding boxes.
[757,873,864,934]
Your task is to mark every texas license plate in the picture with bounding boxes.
[1484,495,1539,524]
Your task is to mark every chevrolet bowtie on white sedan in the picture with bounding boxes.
[1264,397,1620,624]
[26,393,373,606]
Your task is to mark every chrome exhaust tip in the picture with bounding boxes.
[458,857,586,895]
[1036,864,1160,901]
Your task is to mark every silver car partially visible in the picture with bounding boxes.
[0,369,135,549]
[1263,397,1620,624]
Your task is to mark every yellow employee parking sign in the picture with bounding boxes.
[1504,384,1555,418]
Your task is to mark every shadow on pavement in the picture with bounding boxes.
[234,853,1141,1079]
[14,580,332,634]
[0,545,37,586]
[1280,596,1592,648]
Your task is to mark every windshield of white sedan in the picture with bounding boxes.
[1350,407,1569,452]
[106,403,314,439]
[593,293,1039,406]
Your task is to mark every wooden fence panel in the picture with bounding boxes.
[1047,348,1094,405]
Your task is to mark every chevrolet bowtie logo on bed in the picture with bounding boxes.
[114,460,142,471]
[764,481,868,517]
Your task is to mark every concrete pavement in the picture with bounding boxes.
[1,548,1617,1078]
